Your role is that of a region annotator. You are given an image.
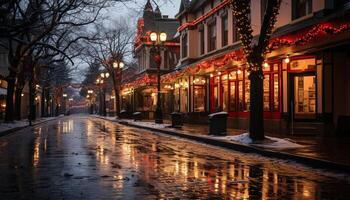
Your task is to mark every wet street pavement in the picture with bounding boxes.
[0,116,349,200]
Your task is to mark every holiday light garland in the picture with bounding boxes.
[270,22,350,48]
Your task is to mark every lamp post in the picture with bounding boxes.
[62,93,67,115]
[87,90,94,114]
[97,72,109,116]
[150,31,167,124]
[113,60,124,117]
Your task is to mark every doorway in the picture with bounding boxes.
[290,73,317,120]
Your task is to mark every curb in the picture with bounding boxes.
[0,117,63,138]
[94,116,350,174]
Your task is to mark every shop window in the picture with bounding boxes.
[221,15,228,47]
[290,58,316,71]
[222,75,228,111]
[193,76,206,112]
[273,74,279,112]
[263,75,270,111]
[292,0,312,20]
[179,79,189,112]
[208,21,217,52]
[193,86,205,112]
[244,70,250,111]
[229,81,237,112]
[174,86,180,112]
[238,81,244,111]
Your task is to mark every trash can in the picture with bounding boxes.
[208,112,228,136]
[119,110,128,119]
[133,112,142,121]
[171,112,183,128]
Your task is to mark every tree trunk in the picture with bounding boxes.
[249,68,265,140]
[115,85,120,116]
[41,88,45,117]
[14,87,23,120]
[5,72,16,122]
[29,77,36,121]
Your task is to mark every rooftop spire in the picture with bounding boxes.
[144,0,153,12]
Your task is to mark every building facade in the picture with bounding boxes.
[157,0,350,135]
[121,0,180,120]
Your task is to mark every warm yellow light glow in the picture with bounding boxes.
[150,32,157,42]
[101,73,105,78]
[63,94,67,97]
[21,93,24,97]
[284,56,290,64]
[105,72,110,78]
[237,69,242,75]
[119,62,125,69]
[263,62,269,68]
[113,62,118,68]
[159,32,167,42]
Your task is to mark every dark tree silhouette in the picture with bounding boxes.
[230,0,282,140]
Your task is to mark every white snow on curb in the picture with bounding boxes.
[0,117,57,133]
[220,133,303,149]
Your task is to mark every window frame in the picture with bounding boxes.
[207,20,217,52]
[292,0,313,20]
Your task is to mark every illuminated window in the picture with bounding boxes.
[264,75,270,111]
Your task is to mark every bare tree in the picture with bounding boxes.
[82,19,134,117]
[0,0,128,122]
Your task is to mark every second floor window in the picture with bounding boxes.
[208,21,216,52]
[292,0,312,20]
[233,16,239,43]
[199,28,205,55]
[222,15,228,47]
[182,33,188,58]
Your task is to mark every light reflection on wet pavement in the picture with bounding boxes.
[0,116,349,200]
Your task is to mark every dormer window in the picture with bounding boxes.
[292,0,312,20]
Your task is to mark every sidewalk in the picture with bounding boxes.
[95,116,350,173]
[0,116,62,137]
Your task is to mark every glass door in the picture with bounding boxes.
[293,75,316,120]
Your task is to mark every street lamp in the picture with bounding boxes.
[98,72,109,116]
[112,59,124,118]
[113,61,124,69]
[149,31,167,124]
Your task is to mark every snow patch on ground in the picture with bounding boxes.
[222,133,303,149]
[127,121,169,129]
[0,117,57,133]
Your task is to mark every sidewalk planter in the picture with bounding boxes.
[170,112,183,128]
[133,112,142,121]
[208,112,228,136]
